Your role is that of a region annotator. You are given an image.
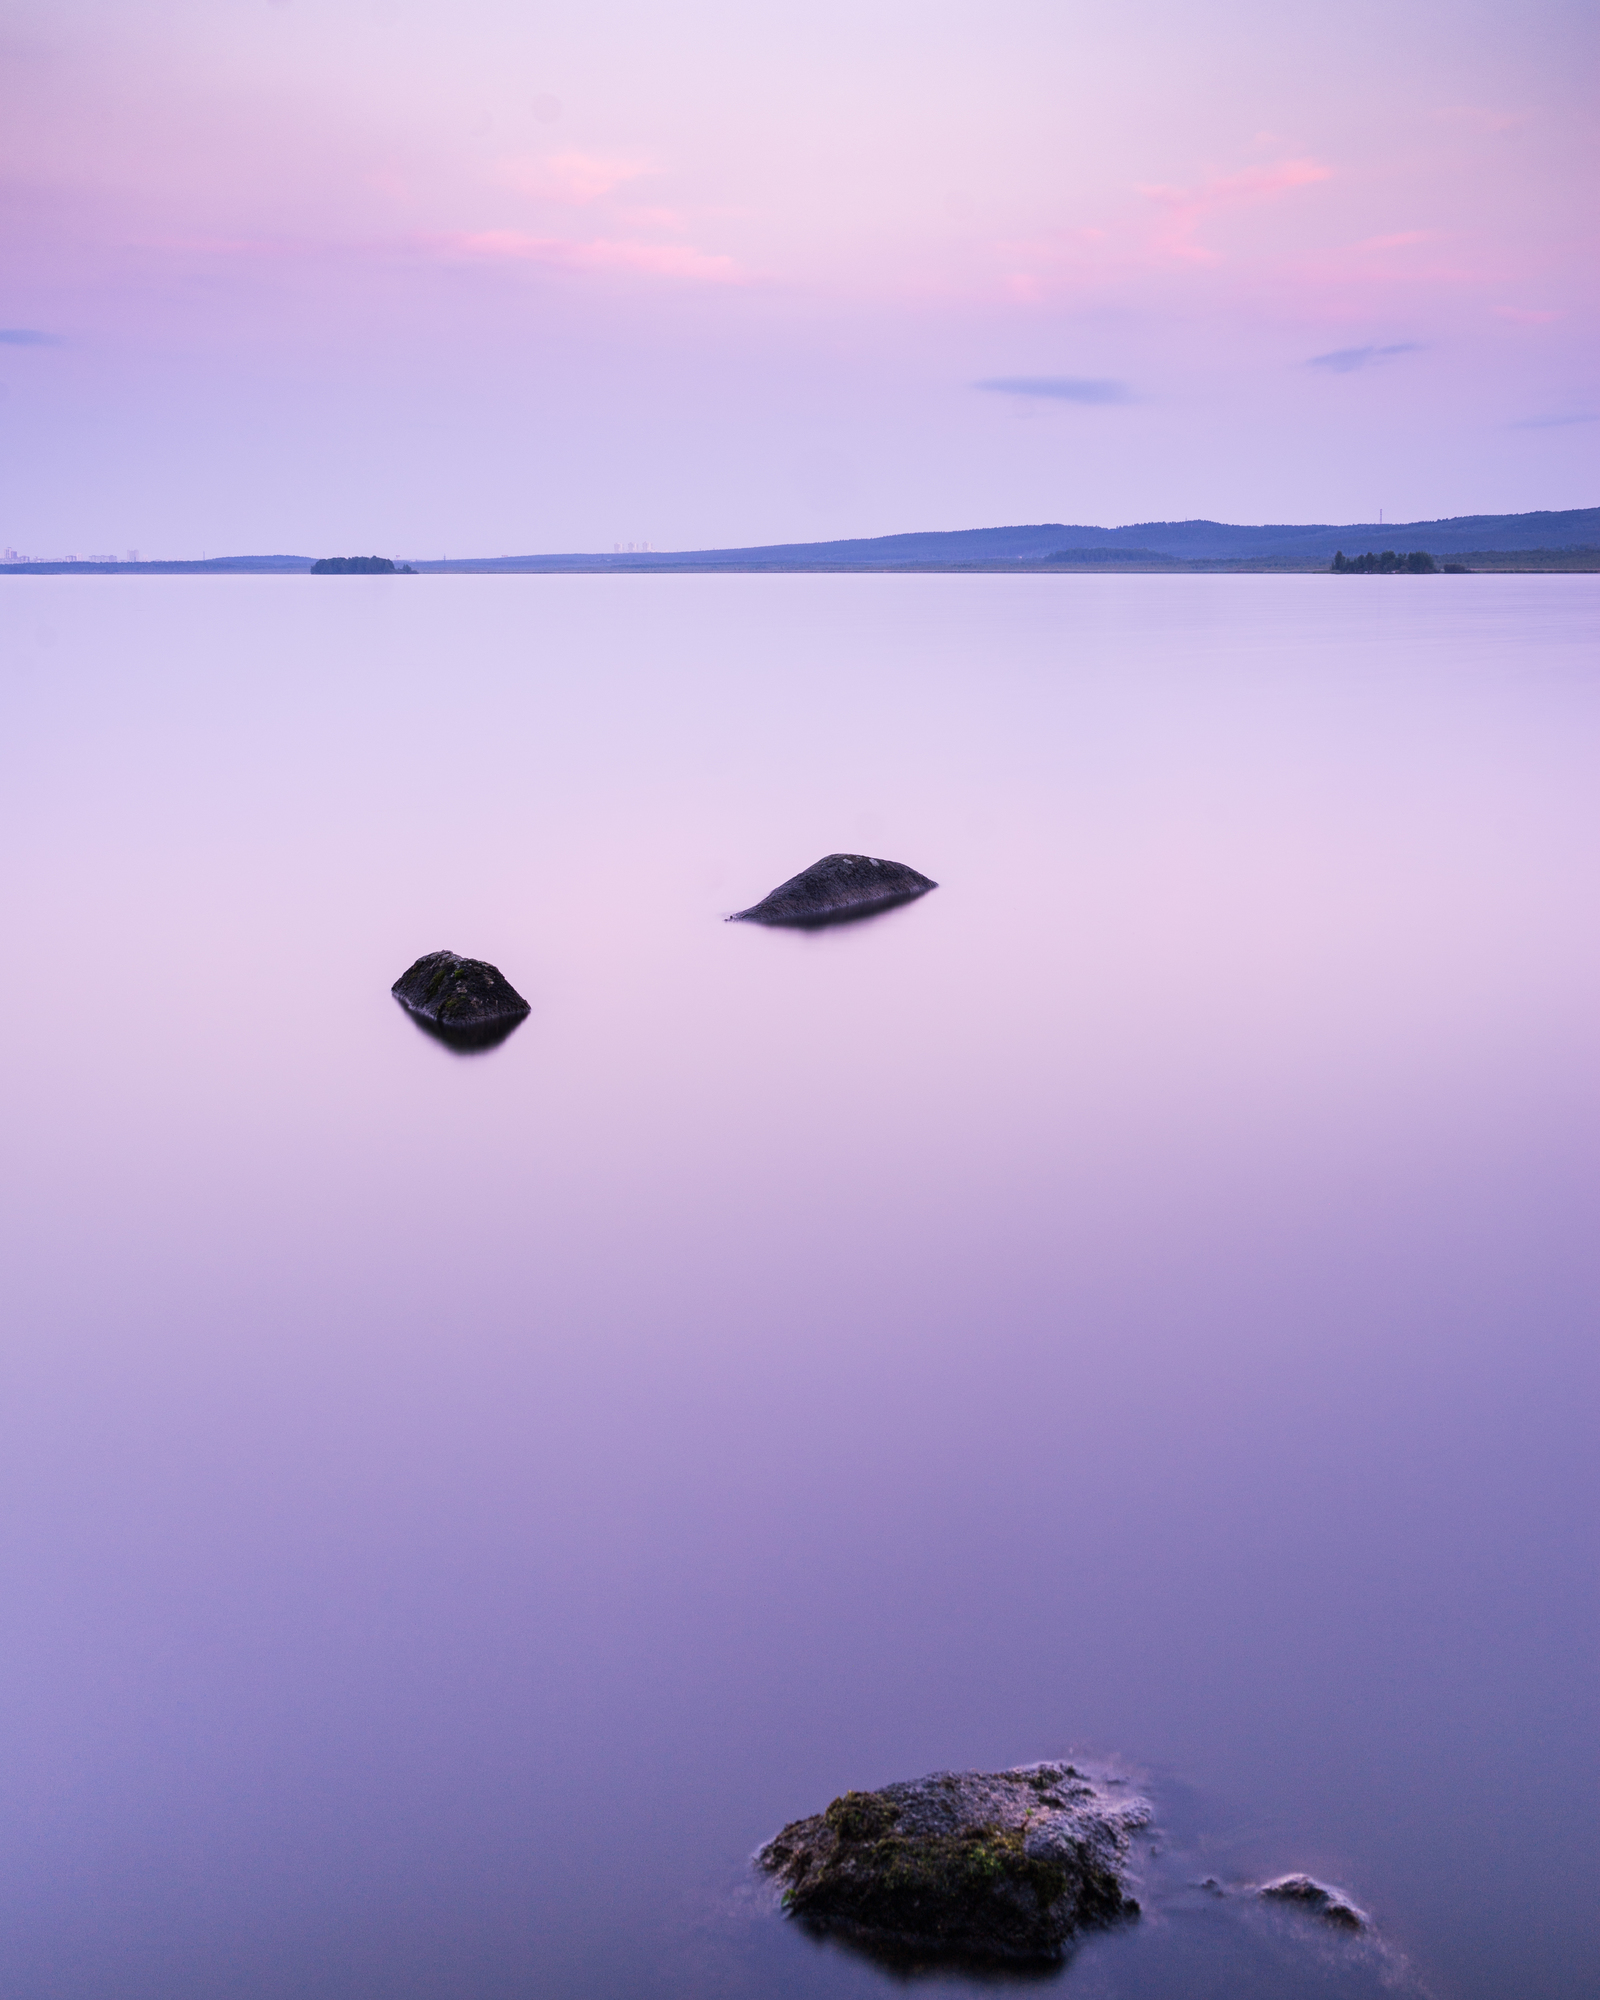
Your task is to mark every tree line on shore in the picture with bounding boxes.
[1331,549,1441,573]
[310,555,414,574]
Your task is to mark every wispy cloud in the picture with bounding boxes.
[451,232,743,283]
[1512,411,1598,428]
[976,376,1131,403]
[0,328,64,346]
[1140,158,1331,211]
[500,152,654,205]
[1356,232,1436,251]
[1437,104,1521,135]
[1496,306,1562,325]
[1308,341,1423,373]
[1139,158,1331,263]
[995,156,1331,300]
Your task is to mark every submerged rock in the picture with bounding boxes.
[729,853,937,926]
[1258,1875,1368,1931]
[392,950,530,1044]
[756,1762,1150,1962]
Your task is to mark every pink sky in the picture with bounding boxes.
[1,0,1595,555]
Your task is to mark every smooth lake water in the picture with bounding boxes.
[1,575,1596,2000]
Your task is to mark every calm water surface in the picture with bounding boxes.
[1,576,1595,2000]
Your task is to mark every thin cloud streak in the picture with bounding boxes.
[1308,342,1423,373]
[976,377,1132,403]
[451,231,745,283]
[0,329,64,346]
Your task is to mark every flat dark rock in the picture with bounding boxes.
[392,950,530,1043]
[756,1762,1149,1962]
[728,853,937,926]
[1258,1874,1367,1931]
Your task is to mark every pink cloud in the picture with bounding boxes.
[1437,105,1521,135]
[989,223,1121,298]
[499,152,655,205]
[1495,306,1563,324]
[990,159,1334,298]
[1139,158,1332,212]
[1138,158,1331,262]
[1357,231,1436,251]
[451,231,744,283]
[1287,220,1500,299]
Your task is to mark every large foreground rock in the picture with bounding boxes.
[392,950,530,1042]
[729,853,937,926]
[756,1762,1149,1961]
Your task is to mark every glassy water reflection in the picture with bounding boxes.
[1,575,1595,1999]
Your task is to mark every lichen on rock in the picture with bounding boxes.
[391,949,530,1045]
[756,1762,1150,1961]
[728,853,937,926]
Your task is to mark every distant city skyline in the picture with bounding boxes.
[1,0,1594,556]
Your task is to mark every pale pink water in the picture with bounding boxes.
[2,575,1595,1997]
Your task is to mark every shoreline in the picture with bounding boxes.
[4,547,1597,578]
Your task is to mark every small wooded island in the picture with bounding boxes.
[1331,549,1449,573]
[310,556,414,574]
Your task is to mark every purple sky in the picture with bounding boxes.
[1,0,1595,557]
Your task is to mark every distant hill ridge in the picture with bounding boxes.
[3,507,1595,574]
[444,507,1595,569]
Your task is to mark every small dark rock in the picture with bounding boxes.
[1258,1874,1367,1931]
[392,950,530,1044]
[729,853,937,926]
[756,1762,1150,1962]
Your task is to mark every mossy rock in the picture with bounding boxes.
[391,949,529,1045]
[757,1762,1149,1961]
